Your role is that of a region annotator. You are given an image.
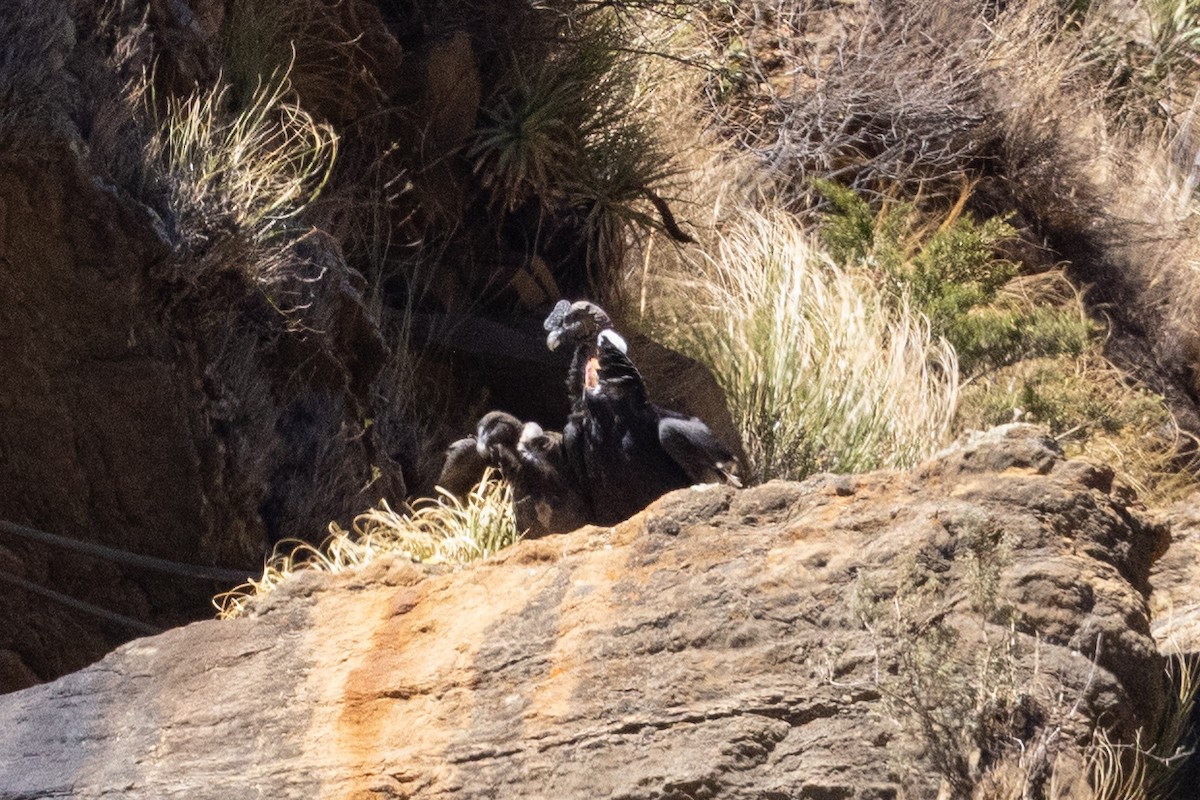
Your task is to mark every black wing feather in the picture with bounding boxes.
[657,412,742,487]
[595,334,740,488]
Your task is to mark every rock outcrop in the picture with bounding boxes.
[0,426,1174,798]
[1150,496,1200,794]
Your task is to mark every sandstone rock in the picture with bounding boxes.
[1150,493,1200,655]
[0,426,1170,798]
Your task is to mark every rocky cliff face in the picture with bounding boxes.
[0,425,1186,799]
[0,0,406,691]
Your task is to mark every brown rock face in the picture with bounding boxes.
[0,0,405,691]
[0,426,1170,798]
[0,144,226,687]
[1151,495,1200,655]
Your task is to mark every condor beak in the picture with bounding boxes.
[546,327,564,351]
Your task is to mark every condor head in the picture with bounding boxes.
[475,410,523,465]
[544,300,614,352]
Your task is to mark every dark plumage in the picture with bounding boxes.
[544,300,741,526]
[475,410,590,539]
[436,434,488,499]
[515,420,591,537]
[475,410,524,472]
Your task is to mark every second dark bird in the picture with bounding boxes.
[472,410,590,539]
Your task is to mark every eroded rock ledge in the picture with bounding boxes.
[0,425,1178,799]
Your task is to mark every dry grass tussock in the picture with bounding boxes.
[220,0,388,121]
[964,652,1198,799]
[1102,115,1200,368]
[142,64,338,273]
[647,205,959,484]
[214,472,517,619]
[1085,653,1198,800]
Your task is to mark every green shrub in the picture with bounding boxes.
[952,302,1097,376]
[815,180,1095,376]
[815,180,1017,321]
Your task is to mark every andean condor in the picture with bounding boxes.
[544,299,741,526]
[445,410,590,539]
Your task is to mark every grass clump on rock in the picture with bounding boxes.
[144,67,337,266]
[215,473,517,619]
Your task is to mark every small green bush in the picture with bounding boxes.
[959,358,1164,440]
[815,179,1017,325]
[814,180,1095,376]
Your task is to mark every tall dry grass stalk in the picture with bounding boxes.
[657,208,959,483]
[214,473,517,619]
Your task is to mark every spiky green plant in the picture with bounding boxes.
[1082,0,1200,122]
[214,472,518,619]
[661,208,959,483]
[469,15,678,282]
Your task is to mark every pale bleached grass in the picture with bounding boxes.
[1087,652,1198,800]
[214,473,517,619]
[656,208,959,484]
[145,65,338,257]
